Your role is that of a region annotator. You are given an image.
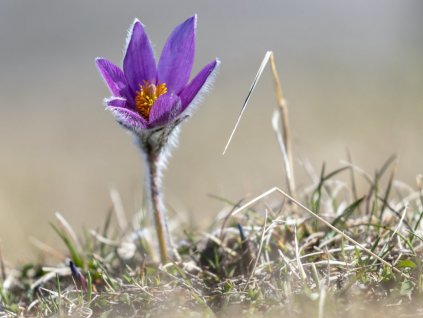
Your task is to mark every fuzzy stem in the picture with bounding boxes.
[144,151,170,264]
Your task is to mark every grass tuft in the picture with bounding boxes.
[1,160,423,317]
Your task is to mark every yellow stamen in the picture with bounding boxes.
[135,81,167,120]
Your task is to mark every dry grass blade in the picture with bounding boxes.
[30,267,71,290]
[278,249,301,280]
[294,225,307,280]
[202,232,237,257]
[279,249,301,279]
[269,53,296,199]
[90,230,119,246]
[223,51,296,201]
[243,209,268,291]
[29,236,66,261]
[339,160,373,185]
[229,186,409,278]
[222,51,272,155]
[390,204,408,240]
[272,110,295,200]
[110,188,128,231]
[55,212,82,251]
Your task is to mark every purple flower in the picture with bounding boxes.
[95,15,219,263]
[96,15,219,133]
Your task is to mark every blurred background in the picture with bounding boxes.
[0,0,422,262]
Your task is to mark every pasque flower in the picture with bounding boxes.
[95,15,219,263]
[96,15,219,133]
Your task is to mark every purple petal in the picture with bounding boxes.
[179,59,219,111]
[105,96,138,112]
[148,94,182,127]
[158,15,196,94]
[107,106,147,132]
[105,97,127,108]
[123,20,157,93]
[96,58,128,97]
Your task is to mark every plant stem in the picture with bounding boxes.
[269,53,296,201]
[145,151,170,264]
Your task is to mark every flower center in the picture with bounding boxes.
[135,81,167,120]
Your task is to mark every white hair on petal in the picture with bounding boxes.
[105,103,145,135]
[180,58,221,118]
[123,18,141,59]
[94,56,104,68]
[103,96,126,108]
[121,18,158,72]
[192,14,198,36]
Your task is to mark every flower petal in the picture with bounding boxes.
[105,94,138,112]
[158,15,196,94]
[107,106,147,133]
[148,94,182,127]
[105,97,127,108]
[123,19,157,93]
[96,58,128,97]
[179,59,219,112]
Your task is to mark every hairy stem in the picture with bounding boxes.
[144,151,170,264]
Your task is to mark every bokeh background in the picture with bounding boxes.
[0,0,422,262]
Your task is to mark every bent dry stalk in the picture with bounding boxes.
[96,15,219,263]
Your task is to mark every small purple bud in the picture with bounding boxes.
[69,261,88,292]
